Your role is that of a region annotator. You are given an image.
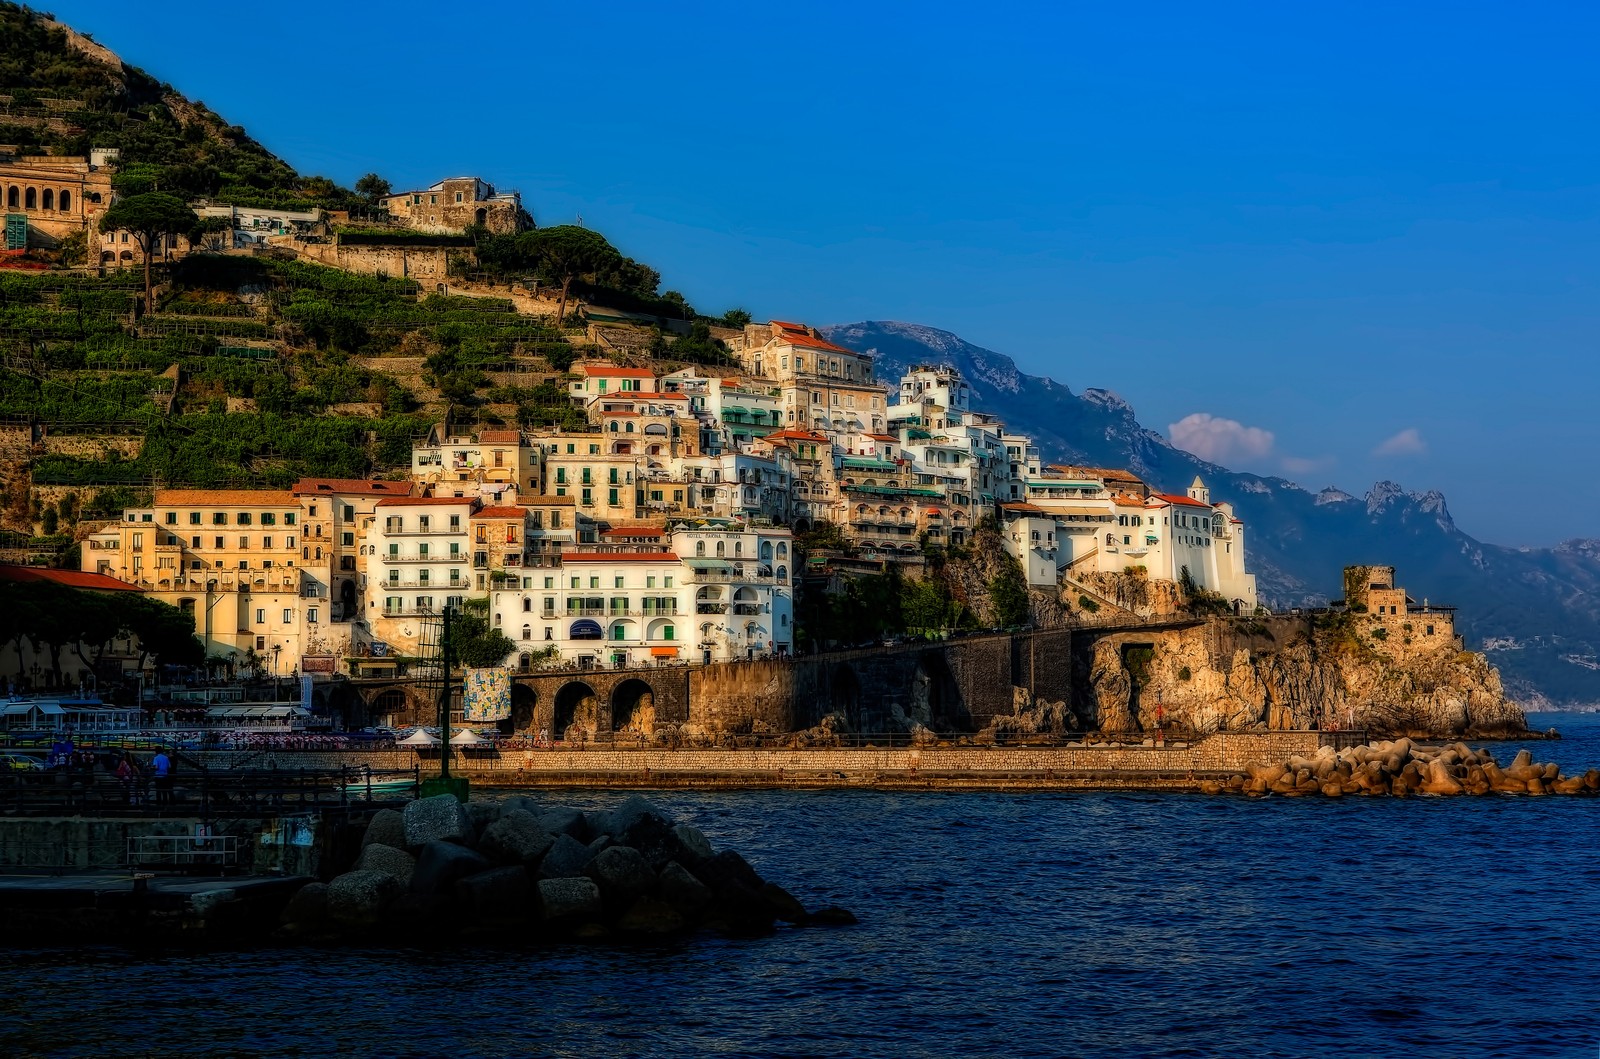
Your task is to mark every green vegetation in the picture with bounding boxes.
[989,554,1031,627]
[97,191,197,309]
[450,599,517,669]
[0,578,202,680]
[0,3,355,209]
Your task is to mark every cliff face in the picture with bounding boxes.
[1078,616,1527,739]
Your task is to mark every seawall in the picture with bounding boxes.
[193,732,1325,791]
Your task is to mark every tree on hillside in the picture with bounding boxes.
[98,192,198,313]
[525,225,623,326]
[354,173,392,203]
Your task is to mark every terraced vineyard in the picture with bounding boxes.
[0,254,585,535]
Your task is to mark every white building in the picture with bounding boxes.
[364,496,479,655]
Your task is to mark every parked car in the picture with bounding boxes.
[0,751,43,771]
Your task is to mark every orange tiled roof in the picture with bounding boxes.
[375,496,480,507]
[473,507,526,518]
[1151,493,1212,508]
[293,478,414,497]
[0,565,142,592]
[477,430,522,444]
[580,365,655,378]
[156,489,295,506]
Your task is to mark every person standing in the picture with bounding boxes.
[151,749,173,806]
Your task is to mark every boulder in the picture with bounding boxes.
[500,795,544,818]
[354,842,417,889]
[403,794,474,848]
[1585,769,1600,791]
[585,845,656,907]
[281,881,329,928]
[328,869,403,927]
[692,850,765,892]
[1552,776,1586,795]
[480,810,555,866]
[466,800,499,838]
[539,807,589,841]
[806,906,859,926]
[410,840,494,896]
[609,794,671,837]
[538,834,597,879]
[656,860,712,916]
[538,877,603,923]
[361,809,408,851]
[672,824,714,863]
[616,896,687,935]
[760,882,807,923]
[1420,759,1464,796]
[455,866,533,918]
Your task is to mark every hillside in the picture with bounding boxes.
[0,2,351,209]
[823,321,1600,707]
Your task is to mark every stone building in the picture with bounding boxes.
[0,148,116,248]
[1343,564,1459,649]
[382,176,528,235]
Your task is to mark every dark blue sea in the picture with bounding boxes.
[5,713,1599,1059]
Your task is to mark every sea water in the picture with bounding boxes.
[4,713,1598,1059]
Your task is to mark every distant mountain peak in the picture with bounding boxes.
[1315,487,1357,506]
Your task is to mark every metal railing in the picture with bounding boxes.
[0,765,420,816]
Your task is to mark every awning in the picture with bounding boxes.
[684,558,733,571]
[723,405,748,416]
[650,646,679,657]
[570,619,604,639]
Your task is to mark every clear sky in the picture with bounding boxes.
[47,0,1600,546]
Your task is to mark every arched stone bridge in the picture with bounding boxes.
[339,619,1211,739]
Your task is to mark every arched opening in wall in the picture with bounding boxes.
[99,251,113,264]
[792,517,811,534]
[913,650,969,733]
[177,597,197,630]
[59,190,69,212]
[24,187,36,209]
[41,189,52,210]
[610,678,656,737]
[339,579,357,619]
[1119,642,1156,734]
[552,680,597,741]
[502,683,537,736]
[475,207,487,226]
[5,187,16,208]
[372,688,408,729]
[831,663,861,732]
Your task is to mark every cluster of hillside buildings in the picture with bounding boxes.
[77,318,1258,678]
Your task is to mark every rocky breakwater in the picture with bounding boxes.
[1200,739,1600,798]
[282,793,855,942]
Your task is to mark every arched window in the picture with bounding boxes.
[522,624,532,640]
[494,612,502,626]
[734,541,742,557]
[24,187,37,209]
[58,190,69,212]
[695,541,705,557]
[625,422,635,433]
[609,422,618,432]
[777,542,788,559]
[5,187,16,208]
[522,597,531,612]
[715,541,725,557]
[41,189,53,210]
[776,565,787,581]
[760,541,773,561]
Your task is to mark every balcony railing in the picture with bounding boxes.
[381,554,467,563]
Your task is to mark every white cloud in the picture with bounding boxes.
[1168,413,1275,464]
[1373,428,1427,457]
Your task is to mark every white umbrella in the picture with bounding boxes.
[397,729,440,747]
[449,728,487,746]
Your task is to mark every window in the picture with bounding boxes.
[664,576,673,588]
[212,513,227,526]
[214,536,224,548]
[188,512,201,525]
[450,515,461,530]
[663,625,675,641]
[522,625,531,640]
[164,512,177,525]
[647,576,656,588]
[544,577,555,589]
[615,576,625,588]
[307,608,319,623]
[343,532,354,546]
[285,513,296,525]
[282,608,292,623]
[589,576,600,589]
[255,608,265,624]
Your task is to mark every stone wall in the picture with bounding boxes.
[187,732,1324,786]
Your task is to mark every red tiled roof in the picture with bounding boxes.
[783,333,853,354]
[155,488,295,506]
[375,496,480,507]
[765,429,829,443]
[1151,493,1212,508]
[561,552,680,563]
[0,566,142,592]
[998,502,1046,515]
[477,430,522,444]
[581,365,655,378]
[293,478,414,497]
[473,507,526,518]
[1111,493,1149,508]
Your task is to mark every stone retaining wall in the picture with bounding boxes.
[194,732,1321,787]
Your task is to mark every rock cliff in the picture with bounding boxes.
[1075,615,1527,739]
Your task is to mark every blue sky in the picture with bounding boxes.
[49,1,1600,546]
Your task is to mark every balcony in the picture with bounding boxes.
[696,602,728,614]
[382,553,467,563]
[382,579,464,590]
